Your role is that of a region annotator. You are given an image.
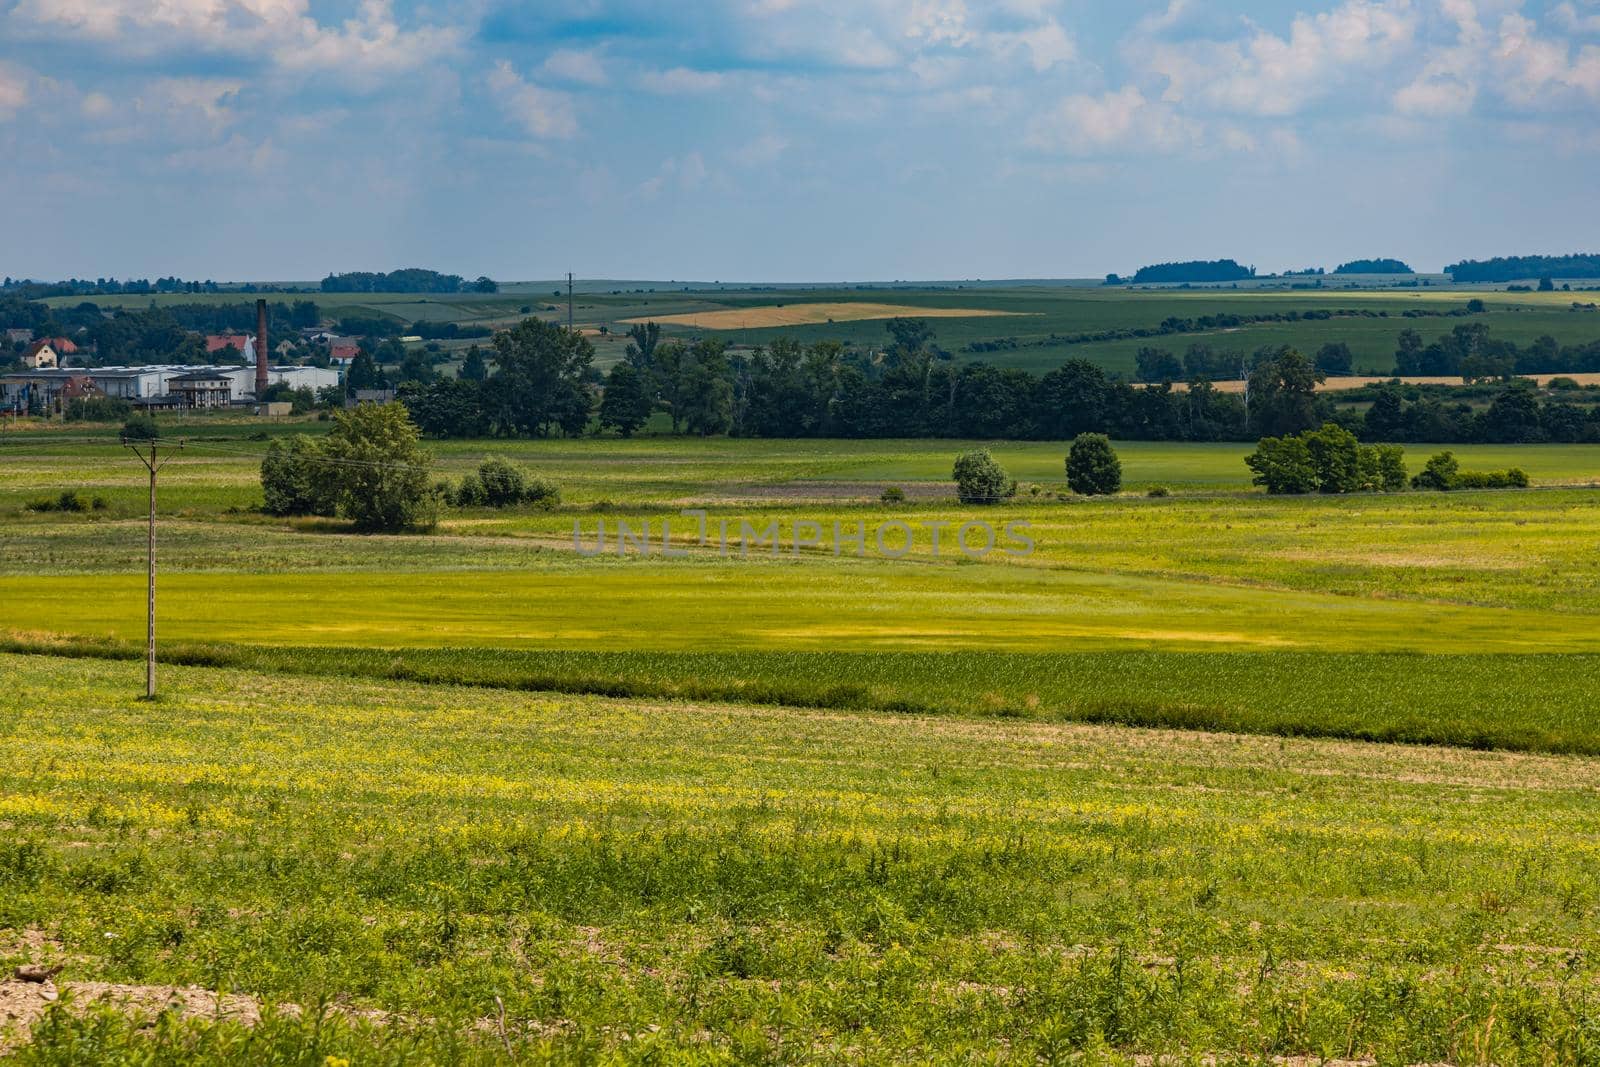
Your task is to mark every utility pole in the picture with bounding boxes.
[567,272,574,333]
[122,433,183,699]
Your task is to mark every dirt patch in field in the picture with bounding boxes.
[620,302,1025,330]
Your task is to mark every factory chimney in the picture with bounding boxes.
[254,299,269,400]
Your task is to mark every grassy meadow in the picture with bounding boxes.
[4,422,1600,1058]
[7,654,1600,1062]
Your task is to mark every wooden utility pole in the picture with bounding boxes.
[567,272,574,333]
[122,434,182,699]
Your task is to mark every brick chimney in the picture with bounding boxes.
[254,299,269,399]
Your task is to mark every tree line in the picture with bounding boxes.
[320,269,498,294]
[1446,253,1600,283]
[398,317,1600,447]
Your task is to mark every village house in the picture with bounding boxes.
[205,334,256,361]
[5,328,33,346]
[19,341,58,369]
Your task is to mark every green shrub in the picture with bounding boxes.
[260,435,339,517]
[952,449,1014,505]
[1245,436,1317,494]
[1147,486,1170,498]
[477,457,526,507]
[121,416,159,441]
[25,491,88,514]
[1251,423,1406,495]
[522,475,561,509]
[453,473,486,507]
[1412,451,1460,491]
[65,397,132,422]
[1066,433,1122,496]
[880,486,906,504]
[1413,452,1529,491]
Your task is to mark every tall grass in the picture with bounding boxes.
[6,632,1598,754]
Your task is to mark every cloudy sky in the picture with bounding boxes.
[0,0,1596,282]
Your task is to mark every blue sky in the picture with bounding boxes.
[0,0,1597,281]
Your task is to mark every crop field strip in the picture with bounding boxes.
[5,653,1600,1061]
[42,283,1600,377]
[4,432,1600,755]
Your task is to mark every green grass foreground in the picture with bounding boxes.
[5,653,1600,1063]
[6,634,1600,754]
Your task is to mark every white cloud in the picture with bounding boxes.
[638,67,727,94]
[0,62,27,118]
[632,152,712,200]
[730,132,788,166]
[1027,86,1201,156]
[487,61,576,139]
[80,91,115,119]
[1144,0,1418,117]
[539,49,609,87]
[9,0,460,84]
[1552,2,1600,35]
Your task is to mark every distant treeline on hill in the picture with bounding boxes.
[1335,259,1414,275]
[0,276,227,299]
[321,269,498,294]
[1130,260,1256,284]
[1447,254,1600,282]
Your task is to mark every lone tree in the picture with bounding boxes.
[322,403,436,532]
[952,449,1013,504]
[1066,433,1122,495]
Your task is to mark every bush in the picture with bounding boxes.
[121,416,159,441]
[1251,423,1406,495]
[522,476,561,509]
[453,473,485,507]
[1147,486,1170,498]
[1066,433,1122,496]
[260,435,339,517]
[477,457,526,507]
[25,491,89,514]
[880,486,906,504]
[450,462,559,509]
[952,450,1013,505]
[1412,451,1529,491]
[1548,377,1581,391]
[65,397,132,422]
[1411,451,1459,491]
[1245,436,1317,494]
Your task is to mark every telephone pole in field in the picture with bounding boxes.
[567,272,574,333]
[122,433,183,699]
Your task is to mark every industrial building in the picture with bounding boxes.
[0,364,340,413]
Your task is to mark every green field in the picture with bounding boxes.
[6,654,1600,1061]
[46,284,1600,376]
[5,427,1600,1058]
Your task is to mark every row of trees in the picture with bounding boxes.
[1130,323,1600,383]
[395,318,1600,446]
[320,269,496,294]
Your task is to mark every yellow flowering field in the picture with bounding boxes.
[4,652,1600,1062]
